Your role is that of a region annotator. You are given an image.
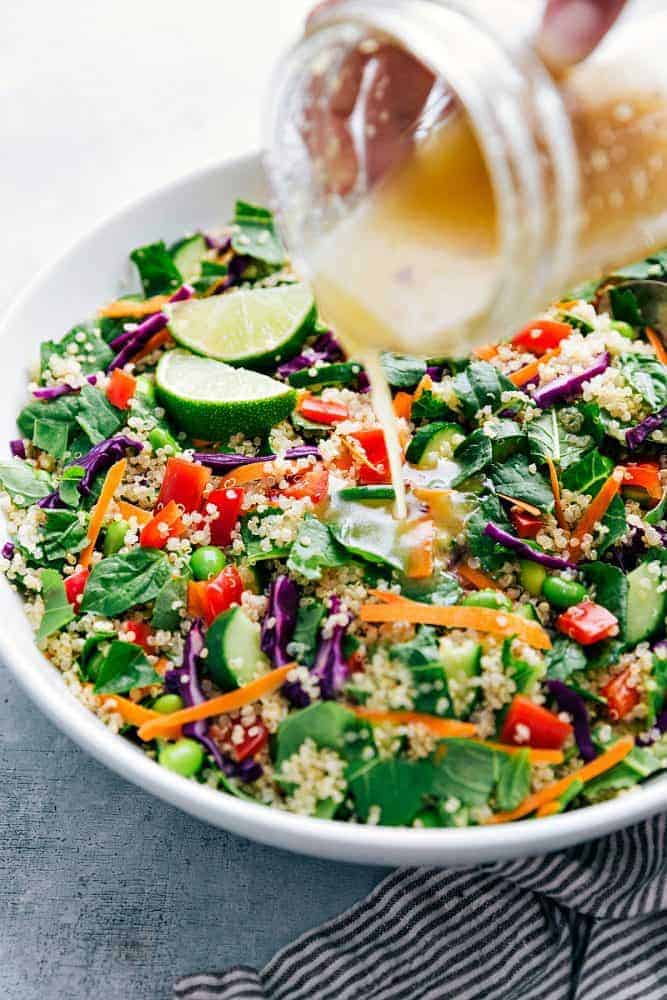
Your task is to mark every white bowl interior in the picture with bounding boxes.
[2,152,666,865]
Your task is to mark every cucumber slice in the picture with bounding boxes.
[405,422,464,468]
[625,560,667,645]
[170,234,208,282]
[288,362,362,390]
[167,282,315,369]
[513,602,539,622]
[337,486,396,502]
[439,636,482,718]
[206,606,270,690]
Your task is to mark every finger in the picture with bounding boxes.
[537,0,627,70]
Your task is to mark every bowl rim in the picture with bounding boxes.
[2,150,666,866]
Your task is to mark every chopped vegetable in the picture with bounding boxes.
[483,522,575,570]
[500,695,573,750]
[568,468,624,561]
[556,601,619,645]
[78,459,127,568]
[531,353,610,408]
[511,319,572,355]
[140,500,185,549]
[106,369,137,410]
[297,395,348,425]
[156,456,210,513]
[351,708,476,738]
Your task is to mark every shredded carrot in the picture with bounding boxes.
[473,741,564,765]
[99,295,170,319]
[132,327,172,363]
[485,736,634,823]
[473,343,499,361]
[79,459,127,568]
[496,494,542,518]
[351,707,476,738]
[406,518,435,579]
[647,326,667,367]
[137,664,295,741]
[220,459,299,488]
[545,457,568,532]
[456,563,502,592]
[359,597,551,649]
[536,800,562,818]
[568,467,625,562]
[556,300,577,311]
[187,580,210,617]
[366,588,405,604]
[392,391,413,420]
[413,374,433,400]
[509,347,561,388]
[97,694,182,738]
[116,499,152,527]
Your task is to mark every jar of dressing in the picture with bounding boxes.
[264,0,667,357]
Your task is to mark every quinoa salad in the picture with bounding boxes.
[2,202,667,828]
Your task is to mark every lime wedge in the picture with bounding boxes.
[167,282,316,369]
[156,349,296,439]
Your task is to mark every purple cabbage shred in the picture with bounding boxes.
[107,311,169,371]
[625,406,667,451]
[32,383,78,401]
[530,353,610,409]
[426,365,443,382]
[194,445,319,474]
[1,541,15,560]
[311,596,350,700]
[261,575,299,666]
[37,434,142,508]
[276,330,344,380]
[483,522,576,570]
[546,680,596,763]
[9,440,26,459]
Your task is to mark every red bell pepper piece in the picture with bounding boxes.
[501,695,573,749]
[156,456,210,513]
[509,506,543,539]
[106,369,137,410]
[298,395,348,425]
[230,717,269,761]
[601,667,640,721]
[350,428,392,485]
[140,500,185,549]
[206,487,244,547]
[64,567,89,609]
[281,464,329,504]
[202,565,244,625]
[623,462,662,500]
[125,620,152,653]
[511,319,573,356]
[556,600,619,646]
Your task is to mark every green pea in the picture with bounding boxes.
[610,320,637,341]
[413,809,443,829]
[103,519,129,556]
[190,545,226,580]
[519,560,547,597]
[462,589,513,611]
[149,427,180,455]
[152,693,184,715]
[541,575,586,609]
[158,738,204,777]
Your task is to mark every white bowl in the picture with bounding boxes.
[2,152,665,865]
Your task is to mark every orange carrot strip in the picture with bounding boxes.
[392,391,413,420]
[485,737,634,823]
[79,459,127,568]
[473,741,564,765]
[647,326,667,367]
[116,500,152,527]
[536,800,562,818]
[413,374,433,400]
[97,694,182,738]
[456,563,502,592]
[351,707,476,738]
[359,600,551,649]
[366,589,405,604]
[137,664,295,741]
[412,487,453,503]
[545,457,568,532]
[99,295,170,319]
[496,493,542,518]
[473,343,499,361]
[132,327,172,363]
[220,459,300,488]
[187,580,209,617]
[406,518,435,579]
[568,467,625,562]
[509,347,561,388]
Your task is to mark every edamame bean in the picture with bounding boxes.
[541,575,586,609]
[103,519,129,556]
[149,427,180,454]
[190,545,226,580]
[158,738,204,777]
[519,560,547,597]
[462,589,512,611]
[152,693,184,715]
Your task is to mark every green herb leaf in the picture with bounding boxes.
[488,454,554,512]
[0,459,52,506]
[274,701,372,769]
[75,384,122,445]
[17,394,82,451]
[286,515,347,581]
[526,409,591,469]
[380,353,427,389]
[410,389,456,423]
[130,241,183,297]
[240,508,291,565]
[231,201,286,267]
[32,418,69,460]
[93,640,161,694]
[431,739,496,807]
[495,749,531,811]
[37,569,74,642]
[620,352,667,410]
[452,362,514,422]
[58,466,85,508]
[80,549,171,616]
[40,323,113,379]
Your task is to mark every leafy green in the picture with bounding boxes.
[380,353,427,389]
[75,385,122,445]
[58,466,85,508]
[151,574,188,630]
[495,749,531,811]
[287,514,347,581]
[466,494,513,573]
[431,739,496,807]
[526,409,591,469]
[32,419,69,461]
[610,286,644,326]
[562,450,612,497]
[451,362,514,422]
[240,509,291,565]
[488,454,554,512]
[274,701,372,770]
[577,402,607,445]
[40,322,113,378]
[647,489,667,527]
[545,635,587,681]
[486,418,525,462]
[583,744,664,800]
[401,573,462,606]
[130,241,183,296]
[192,259,228,295]
[37,569,74,642]
[621,353,667,410]
[80,550,171,616]
[390,626,440,668]
[451,429,492,487]
[564,278,600,302]
[78,631,115,681]
[40,510,88,567]
[18,394,82,453]
[611,250,667,281]
[0,460,52,506]
[231,200,286,267]
[291,601,326,665]
[581,562,627,636]
[328,498,401,571]
[93,640,161,694]
[502,638,543,694]
[349,758,433,826]
[598,495,628,555]
[390,627,448,714]
[410,389,455,423]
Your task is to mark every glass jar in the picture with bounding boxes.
[264,0,667,356]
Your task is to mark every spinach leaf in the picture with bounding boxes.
[431,739,496,807]
[564,278,601,302]
[79,631,115,681]
[33,418,69,460]
[80,549,170,616]
[58,466,85,508]
[37,569,74,642]
[581,562,628,635]
[452,362,514,421]
[583,744,663,800]
[488,454,554,512]
[151,574,188,630]
[40,322,113,378]
[75,384,122,445]
[621,353,667,410]
[349,757,433,826]
[526,409,591,469]
[401,573,462,606]
[611,250,667,281]
[41,510,88,567]
[451,429,492,487]
[646,489,667,527]
[0,459,52,506]
[130,241,183,297]
[610,286,644,326]
[562,450,613,497]
[290,601,326,665]
[597,495,628,555]
[486,418,525,462]
[231,201,286,267]
[380,353,427,389]
[545,635,587,681]
[240,509,291,565]
[466,494,513,573]
[17,394,82,449]
[495,749,531,811]
[390,626,440,667]
[274,701,372,769]
[93,640,161,694]
[287,514,347,581]
[577,401,607,445]
[410,389,455,423]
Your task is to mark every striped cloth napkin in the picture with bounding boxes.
[174,813,667,1000]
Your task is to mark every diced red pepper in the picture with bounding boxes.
[64,567,89,609]
[350,428,392,485]
[501,695,573,750]
[509,506,543,539]
[556,600,619,646]
[601,667,640,721]
[125,619,152,652]
[106,369,137,410]
[206,487,244,547]
[281,464,329,504]
[197,565,244,626]
[511,319,573,356]
[229,717,269,761]
[140,500,186,549]
[623,462,662,500]
[298,395,348,425]
[156,456,210,513]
